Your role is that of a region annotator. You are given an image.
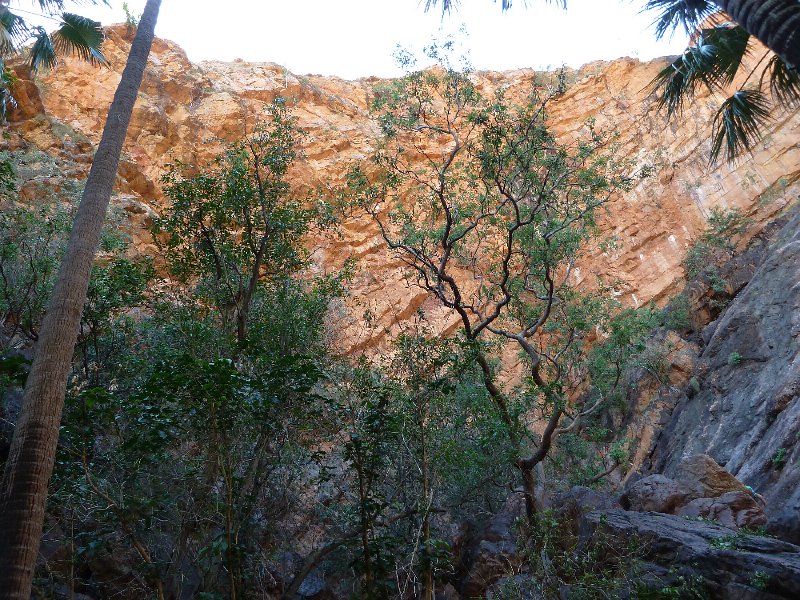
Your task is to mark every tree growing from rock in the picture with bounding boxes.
[350,46,644,518]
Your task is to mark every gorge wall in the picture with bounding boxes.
[3,25,800,598]
[4,25,799,357]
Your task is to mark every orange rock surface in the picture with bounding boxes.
[6,26,799,354]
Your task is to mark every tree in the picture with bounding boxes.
[425,0,800,161]
[154,98,314,347]
[0,0,162,596]
[0,0,109,118]
[647,1,800,161]
[350,47,642,518]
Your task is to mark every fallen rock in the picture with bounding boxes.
[675,491,768,530]
[434,583,461,600]
[458,494,524,599]
[485,575,544,599]
[620,474,697,513]
[675,454,751,498]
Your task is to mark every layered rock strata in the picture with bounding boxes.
[5,25,799,354]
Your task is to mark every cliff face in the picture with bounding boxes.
[650,206,800,541]
[5,25,799,355]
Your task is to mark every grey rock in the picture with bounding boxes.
[620,474,697,513]
[297,569,328,598]
[485,575,544,599]
[675,491,767,530]
[648,205,800,543]
[580,509,800,599]
[435,583,461,600]
[550,486,621,534]
[459,493,525,599]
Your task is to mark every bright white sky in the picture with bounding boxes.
[28,0,689,79]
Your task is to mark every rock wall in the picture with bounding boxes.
[4,25,799,355]
[647,205,800,542]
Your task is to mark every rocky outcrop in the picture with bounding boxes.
[581,509,800,599]
[621,455,768,530]
[645,206,800,542]
[455,494,525,599]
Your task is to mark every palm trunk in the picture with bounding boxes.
[0,2,162,597]
[717,0,800,67]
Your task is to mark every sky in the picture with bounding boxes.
[25,0,690,79]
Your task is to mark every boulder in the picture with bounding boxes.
[434,583,461,600]
[674,454,751,498]
[620,474,697,513]
[675,491,768,530]
[458,494,525,599]
[485,575,544,599]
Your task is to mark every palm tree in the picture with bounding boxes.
[646,1,800,69]
[0,1,162,597]
[425,0,800,162]
[646,1,800,161]
[1,1,110,119]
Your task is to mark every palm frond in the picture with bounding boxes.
[643,0,715,39]
[52,13,107,66]
[650,25,749,116]
[0,9,29,55]
[1,58,18,121]
[698,25,749,85]
[29,26,57,70]
[764,55,800,108]
[710,89,771,163]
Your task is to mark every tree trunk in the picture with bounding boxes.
[717,0,800,67]
[0,2,162,597]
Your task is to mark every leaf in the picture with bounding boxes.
[643,0,715,39]
[52,13,108,66]
[423,0,565,15]
[29,27,57,71]
[765,55,800,108]
[0,9,29,55]
[33,1,111,14]
[710,89,771,163]
[651,25,750,116]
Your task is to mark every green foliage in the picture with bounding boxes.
[519,510,709,599]
[587,305,660,404]
[0,2,107,77]
[750,570,769,591]
[683,207,749,279]
[646,4,800,162]
[664,293,691,332]
[727,351,742,366]
[0,203,71,342]
[0,155,15,192]
[122,2,141,29]
[710,90,771,164]
[352,45,643,487]
[772,447,788,470]
[27,100,352,597]
[155,97,318,346]
[653,25,750,115]
[0,64,15,120]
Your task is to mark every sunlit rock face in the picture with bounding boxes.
[6,25,800,354]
